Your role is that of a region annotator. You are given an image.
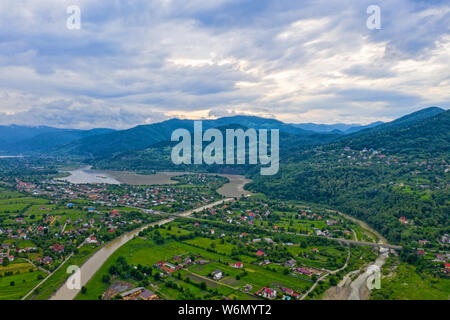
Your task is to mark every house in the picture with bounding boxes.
[256,250,265,257]
[139,289,158,300]
[211,269,223,280]
[43,256,53,265]
[444,263,450,273]
[121,287,145,300]
[86,236,98,244]
[110,210,120,217]
[259,260,271,266]
[244,284,253,292]
[326,220,338,226]
[155,261,165,267]
[433,254,446,262]
[160,262,178,273]
[257,287,277,299]
[231,262,243,269]
[295,267,313,276]
[418,239,428,245]
[399,216,408,224]
[282,287,295,295]
[49,244,65,253]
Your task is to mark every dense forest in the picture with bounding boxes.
[248,111,450,246]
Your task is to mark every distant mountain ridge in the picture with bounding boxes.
[0,107,446,157]
[291,121,384,133]
[53,116,324,157]
[0,126,115,154]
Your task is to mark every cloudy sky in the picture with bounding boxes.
[0,0,449,129]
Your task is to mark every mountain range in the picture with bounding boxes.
[0,107,447,162]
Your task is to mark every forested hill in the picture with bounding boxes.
[329,107,448,155]
[248,109,450,246]
[56,116,339,158]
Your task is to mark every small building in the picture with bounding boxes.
[49,244,65,253]
[139,289,158,300]
[284,259,296,268]
[257,287,277,299]
[444,263,450,274]
[295,267,312,276]
[121,287,145,300]
[231,262,243,269]
[211,269,223,280]
[256,250,265,257]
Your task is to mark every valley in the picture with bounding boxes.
[0,108,448,301]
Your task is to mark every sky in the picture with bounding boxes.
[0,0,449,129]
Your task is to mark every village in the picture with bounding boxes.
[0,167,448,300]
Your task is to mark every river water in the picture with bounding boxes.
[347,252,388,300]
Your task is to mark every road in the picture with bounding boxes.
[18,257,50,275]
[165,213,402,250]
[21,252,74,300]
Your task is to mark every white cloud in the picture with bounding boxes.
[0,0,448,128]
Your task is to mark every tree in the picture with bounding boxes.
[102,274,111,284]
[81,286,87,294]
[329,275,338,286]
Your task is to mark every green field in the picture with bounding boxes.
[0,261,46,300]
[371,263,450,300]
[28,245,99,300]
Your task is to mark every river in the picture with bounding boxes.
[57,166,252,198]
[347,251,388,300]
